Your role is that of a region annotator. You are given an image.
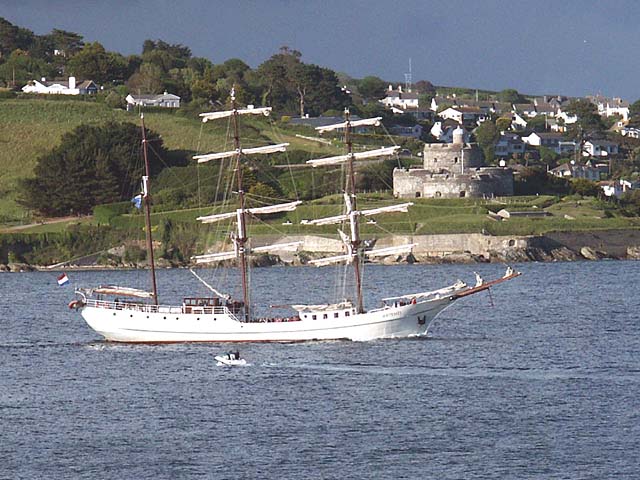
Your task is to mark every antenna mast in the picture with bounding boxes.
[404,58,412,92]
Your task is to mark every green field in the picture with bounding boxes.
[0,97,340,223]
[2,97,640,242]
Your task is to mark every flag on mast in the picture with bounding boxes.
[57,273,69,286]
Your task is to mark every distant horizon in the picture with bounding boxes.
[2,0,640,101]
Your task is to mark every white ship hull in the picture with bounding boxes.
[79,296,456,343]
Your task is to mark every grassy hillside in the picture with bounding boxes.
[0,97,339,223]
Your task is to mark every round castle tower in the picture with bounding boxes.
[422,127,483,173]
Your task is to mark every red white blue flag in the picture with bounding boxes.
[57,273,69,286]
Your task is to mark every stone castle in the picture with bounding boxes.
[393,127,514,199]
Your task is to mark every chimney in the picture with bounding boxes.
[69,76,76,90]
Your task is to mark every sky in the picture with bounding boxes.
[2,0,640,101]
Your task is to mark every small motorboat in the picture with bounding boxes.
[215,351,247,366]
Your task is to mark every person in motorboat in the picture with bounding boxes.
[215,350,246,366]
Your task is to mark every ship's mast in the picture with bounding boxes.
[230,88,251,321]
[344,109,364,313]
[140,114,159,304]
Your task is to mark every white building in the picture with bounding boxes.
[588,95,630,121]
[22,76,98,95]
[583,140,619,157]
[600,179,634,198]
[380,85,419,110]
[126,92,181,108]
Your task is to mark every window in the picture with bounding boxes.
[312,315,317,320]
[323,314,328,319]
[334,312,339,318]
[345,311,350,317]
[415,192,421,198]
[459,191,466,197]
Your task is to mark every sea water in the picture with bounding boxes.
[1,262,639,479]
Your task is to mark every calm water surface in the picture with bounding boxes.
[1,262,639,479]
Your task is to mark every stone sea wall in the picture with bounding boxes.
[4,230,640,271]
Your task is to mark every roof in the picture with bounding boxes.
[77,80,97,89]
[128,92,180,101]
[532,132,564,139]
[585,139,618,147]
[513,103,536,111]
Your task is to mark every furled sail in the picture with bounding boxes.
[197,201,302,224]
[307,253,353,267]
[194,143,289,164]
[304,202,414,226]
[90,286,155,298]
[359,203,413,217]
[199,106,272,122]
[193,241,303,265]
[365,244,416,257]
[315,117,382,133]
[306,146,400,167]
[251,241,303,253]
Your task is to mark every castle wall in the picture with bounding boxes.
[393,168,514,199]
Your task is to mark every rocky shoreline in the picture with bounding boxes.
[3,229,640,272]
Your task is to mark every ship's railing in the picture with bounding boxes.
[85,298,232,316]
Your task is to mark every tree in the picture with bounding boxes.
[256,47,302,113]
[564,98,605,135]
[20,122,167,216]
[67,42,128,83]
[474,120,499,163]
[570,178,600,197]
[47,29,84,57]
[126,62,164,94]
[357,76,387,101]
[514,167,570,195]
[414,79,436,97]
[0,17,35,58]
[0,49,55,87]
[628,99,640,127]
[497,88,526,104]
[496,116,512,132]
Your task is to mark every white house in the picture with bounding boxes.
[620,126,640,139]
[550,161,607,181]
[22,76,98,95]
[600,179,634,198]
[126,92,181,108]
[522,132,578,155]
[513,103,537,118]
[439,106,486,126]
[380,85,419,110]
[510,112,528,130]
[583,140,619,157]
[588,95,630,121]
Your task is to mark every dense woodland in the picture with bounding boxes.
[0,17,429,118]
